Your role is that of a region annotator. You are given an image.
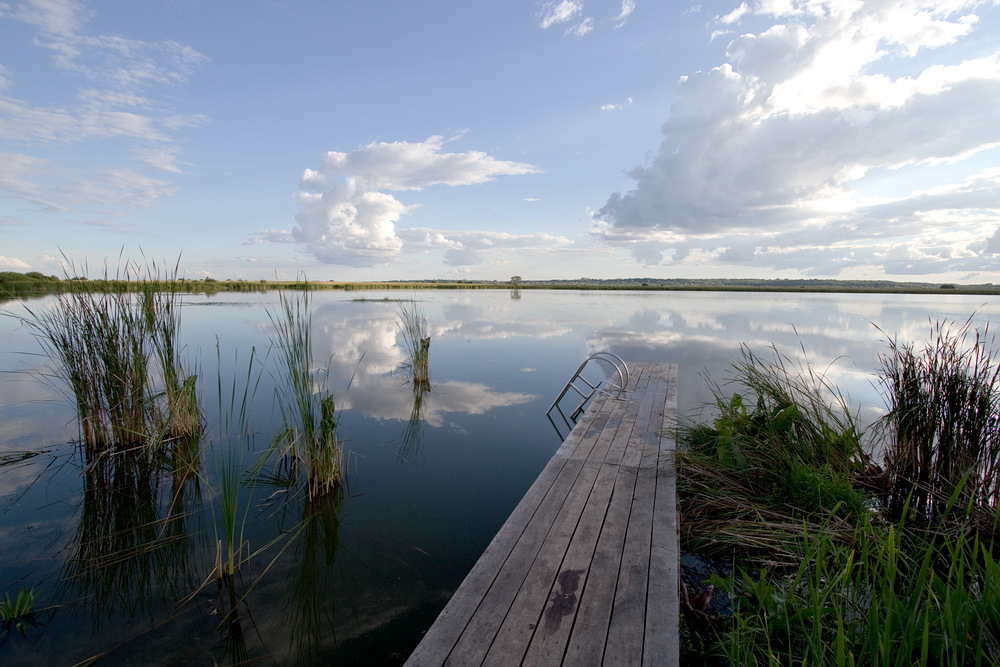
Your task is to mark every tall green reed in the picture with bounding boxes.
[397,302,430,388]
[21,256,200,450]
[140,259,201,440]
[875,317,1000,523]
[267,291,343,499]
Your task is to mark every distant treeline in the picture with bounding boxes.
[2,270,997,299]
[0,272,277,299]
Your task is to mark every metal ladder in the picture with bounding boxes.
[546,352,630,424]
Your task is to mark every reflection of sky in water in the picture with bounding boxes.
[1,289,998,663]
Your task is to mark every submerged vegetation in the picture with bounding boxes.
[677,319,1000,665]
[0,588,41,640]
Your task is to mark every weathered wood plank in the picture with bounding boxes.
[645,466,679,667]
[561,464,639,666]
[640,368,671,470]
[604,466,656,664]
[570,389,631,464]
[405,362,679,667]
[481,460,604,665]
[645,363,679,667]
[519,461,622,666]
[443,456,589,664]
[552,389,615,460]
[620,369,660,469]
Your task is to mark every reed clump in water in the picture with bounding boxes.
[875,317,1000,524]
[22,258,200,450]
[397,302,430,389]
[268,291,343,499]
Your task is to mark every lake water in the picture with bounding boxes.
[0,288,996,665]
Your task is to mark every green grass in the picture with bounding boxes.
[677,321,1000,664]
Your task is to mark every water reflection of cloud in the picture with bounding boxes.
[586,304,900,425]
[341,378,534,426]
[313,313,404,381]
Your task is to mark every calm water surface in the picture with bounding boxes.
[0,289,996,664]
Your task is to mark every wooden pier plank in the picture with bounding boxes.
[405,362,678,667]
[560,463,639,666]
[519,461,621,666]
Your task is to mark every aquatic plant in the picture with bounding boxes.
[1,588,40,639]
[875,316,1000,524]
[397,302,430,388]
[140,264,201,440]
[677,324,1000,665]
[268,291,343,499]
[21,256,200,450]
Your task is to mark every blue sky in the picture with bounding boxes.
[2,0,999,282]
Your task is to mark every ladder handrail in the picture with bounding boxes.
[546,352,630,420]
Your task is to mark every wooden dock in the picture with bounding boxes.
[405,362,679,666]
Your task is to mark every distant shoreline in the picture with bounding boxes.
[3,270,999,297]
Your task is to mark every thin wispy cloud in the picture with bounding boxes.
[0,0,206,214]
[539,0,584,29]
[601,96,633,111]
[613,0,637,27]
[538,0,633,37]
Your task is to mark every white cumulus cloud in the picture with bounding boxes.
[273,136,539,267]
[596,0,1000,279]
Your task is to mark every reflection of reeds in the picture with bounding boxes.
[64,445,199,629]
[287,490,344,661]
[268,291,343,499]
[397,383,428,461]
[397,302,430,389]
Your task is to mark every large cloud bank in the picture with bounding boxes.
[264,135,563,268]
[596,0,1000,278]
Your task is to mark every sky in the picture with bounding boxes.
[1,0,999,283]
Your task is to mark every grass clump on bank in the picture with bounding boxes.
[677,320,1000,665]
